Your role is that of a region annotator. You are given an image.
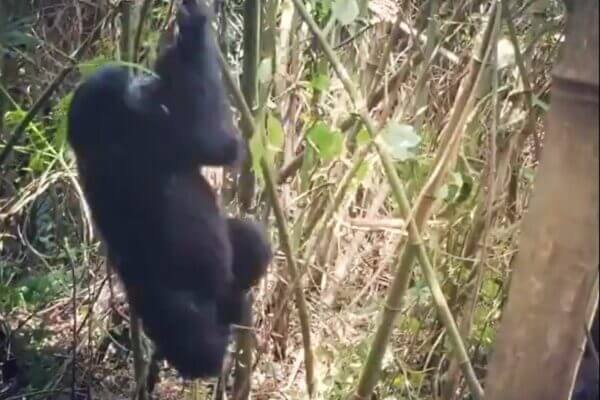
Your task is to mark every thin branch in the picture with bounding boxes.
[216,47,316,398]
[288,0,488,398]
[133,0,154,62]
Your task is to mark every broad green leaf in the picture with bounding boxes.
[355,162,369,182]
[435,184,449,200]
[478,323,496,346]
[379,122,421,161]
[354,160,369,183]
[392,374,408,388]
[257,57,273,84]
[443,172,466,203]
[249,128,265,176]
[482,279,501,299]
[355,128,371,147]
[401,316,421,334]
[300,146,316,192]
[0,17,36,51]
[332,0,359,25]
[307,122,343,161]
[450,171,464,187]
[311,73,329,92]
[497,37,515,70]
[266,113,284,151]
[316,0,332,18]
[522,167,536,183]
[454,174,474,204]
[3,109,26,129]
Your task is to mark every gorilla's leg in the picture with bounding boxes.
[128,285,230,379]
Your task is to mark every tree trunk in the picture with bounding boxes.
[484,1,599,399]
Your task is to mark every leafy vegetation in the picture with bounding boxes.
[1,1,595,400]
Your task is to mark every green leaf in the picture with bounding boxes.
[78,57,112,78]
[435,184,449,200]
[0,17,36,51]
[52,93,73,151]
[355,128,371,147]
[300,146,317,191]
[311,73,329,91]
[479,324,496,346]
[266,113,284,151]
[331,0,359,25]
[257,57,273,84]
[482,279,500,299]
[497,37,515,70]
[307,122,344,161]
[379,122,421,161]
[28,153,45,173]
[401,316,421,334]
[453,173,473,204]
[450,171,464,187]
[354,160,369,183]
[392,374,408,388]
[0,30,36,49]
[249,128,265,177]
[521,167,536,183]
[443,172,468,203]
[316,0,332,18]
[3,109,26,130]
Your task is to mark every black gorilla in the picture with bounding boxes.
[67,0,271,378]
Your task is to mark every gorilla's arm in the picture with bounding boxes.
[74,0,241,172]
[226,217,272,291]
[146,0,242,168]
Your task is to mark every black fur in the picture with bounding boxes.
[67,0,271,379]
[227,218,271,291]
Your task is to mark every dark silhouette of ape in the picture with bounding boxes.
[67,0,271,378]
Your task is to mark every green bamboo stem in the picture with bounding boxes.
[289,0,487,398]
[216,48,316,398]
